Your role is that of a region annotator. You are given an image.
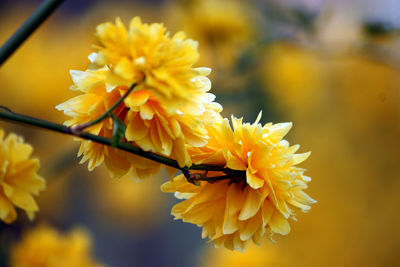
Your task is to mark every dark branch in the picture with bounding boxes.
[0,109,247,183]
[0,0,65,66]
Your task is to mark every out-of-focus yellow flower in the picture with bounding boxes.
[162,114,315,251]
[262,43,326,116]
[10,225,105,267]
[174,0,257,70]
[91,16,209,111]
[0,129,45,223]
[57,55,221,179]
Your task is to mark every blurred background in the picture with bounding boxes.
[0,0,400,266]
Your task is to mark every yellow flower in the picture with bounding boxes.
[91,16,209,111]
[161,114,315,251]
[9,225,105,267]
[57,17,222,179]
[57,65,221,179]
[261,43,326,115]
[175,0,257,70]
[0,129,45,223]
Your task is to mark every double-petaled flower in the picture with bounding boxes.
[162,114,315,251]
[57,17,222,179]
[0,129,46,223]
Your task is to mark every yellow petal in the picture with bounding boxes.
[239,187,268,221]
[124,90,150,108]
[240,210,263,241]
[0,195,13,221]
[114,57,134,80]
[140,103,154,120]
[223,183,245,234]
[226,151,246,170]
[246,169,264,189]
[9,189,38,211]
[262,200,274,227]
[172,137,191,167]
[252,227,264,246]
[125,112,149,141]
[234,232,249,252]
[292,152,311,165]
[269,210,291,235]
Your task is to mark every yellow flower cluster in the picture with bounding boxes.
[9,225,105,267]
[57,17,221,179]
[57,17,314,251]
[0,129,45,223]
[162,114,315,251]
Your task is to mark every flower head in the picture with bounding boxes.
[57,50,221,179]
[161,114,315,251]
[91,16,208,111]
[0,129,46,223]
[10,225,105,267]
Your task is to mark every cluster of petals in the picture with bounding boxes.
[162,114,316,251]
[92,17,210,111]
[10,225,105,267]
[57,17,222,179]
[0,129,46,223]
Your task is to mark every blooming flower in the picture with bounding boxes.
[161,114,315,251]
[91,16,209,111]
[9,225,105,267]
[57,18,222,179]
[0,129,46,223]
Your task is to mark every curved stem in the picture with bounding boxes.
[70,84,136,133]
[0,109,245,177]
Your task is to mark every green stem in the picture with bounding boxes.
[0,109,245,177]
[71,84,136,133]
[0,0,65,66]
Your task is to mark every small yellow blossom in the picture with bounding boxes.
[91,16,209,111]
[0,129,45,223]
[10,225,105,267]
[162,114,315,251]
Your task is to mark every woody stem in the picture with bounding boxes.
[0,107,244,177]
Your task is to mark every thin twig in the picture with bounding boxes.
[70,84,136,133]
[0,0,65,66]
[0,106,13,113]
